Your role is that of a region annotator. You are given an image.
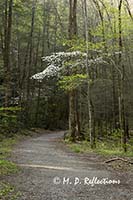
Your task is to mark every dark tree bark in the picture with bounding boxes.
[25,0,37,124]
[83,0,93,147]
[69,90,76,141]
[3,0,13,107]
[68,0,77,39]
[118,0,127,152]
[75,90,81,137]
[68,0,78,141]
[26,0,36,101]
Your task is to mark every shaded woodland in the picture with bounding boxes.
[0,0,133,153]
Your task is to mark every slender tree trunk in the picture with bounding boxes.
[75,90,81,137]
[83,0,94,148]
[68,0,77,39]
[26,0,36,100]
[69,90,76,141]
[35,82,41,126]
[41,0,46,60]
[68,0,78,141]
[25,0,36,125]
[118,0,127,152]
[112,66,119,129]
[3,0,13,107]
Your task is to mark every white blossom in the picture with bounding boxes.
[31,64,59,80]
[42,51,86,64]
[31,51,108,80]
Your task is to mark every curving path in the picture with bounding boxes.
[8,131,133,200]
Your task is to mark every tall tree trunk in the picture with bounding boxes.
[83,0,94,148]
[35,82,41,126]
[68,0,77,39]
[25,0,36,124]
[3,0,13,107]
[75,90,81,137]
[69,90,76,141]
[26,0,36,100]
[118,0,127,152]
[68,0,78,141]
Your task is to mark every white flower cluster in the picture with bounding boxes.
[42,51,86,64]
[31,51,107,81]
[31,64,59,80]
[32,51,86,80]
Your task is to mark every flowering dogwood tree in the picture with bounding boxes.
[32,51,108,141]
[31,51,107,81]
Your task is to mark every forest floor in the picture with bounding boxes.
[0,130,133,200]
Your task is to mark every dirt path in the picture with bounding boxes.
[7,131,133,200]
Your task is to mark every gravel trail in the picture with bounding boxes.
[8,131,133,200]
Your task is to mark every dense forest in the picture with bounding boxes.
[0,0,133,153]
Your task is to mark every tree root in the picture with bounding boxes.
[104,157,133,164]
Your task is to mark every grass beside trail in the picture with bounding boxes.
[65,138,133,171]
[0,183,21,200]
[65,138,133,158]
[0,129,39,175]
[0,130,35,199]
[0,129,45,199]
[0,135,21,200]
[0,136,20,175]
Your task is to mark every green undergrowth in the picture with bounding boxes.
[95,142,133,157]
[0,160,18,176]
[0,130,33,199]
[0,136,19,174]
[0,129,37,175]
[0,128,44,199]
[0,135,20,199]
[0,183,21,200]
[65,137,133,158]
[65,140,93,153]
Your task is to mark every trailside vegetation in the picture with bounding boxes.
[0,0,133,155]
